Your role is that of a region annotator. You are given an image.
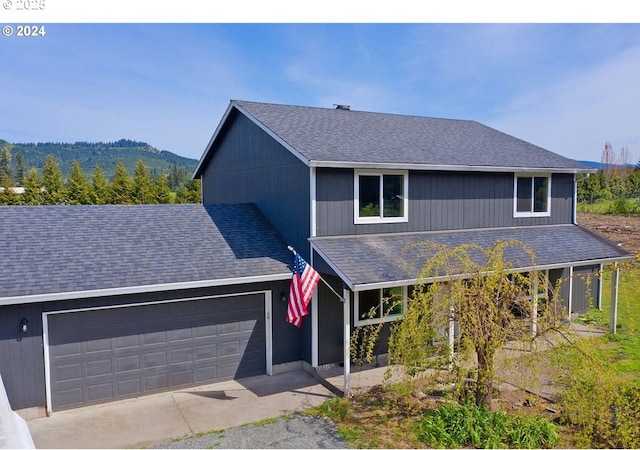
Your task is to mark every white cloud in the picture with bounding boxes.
[488,42,640,164]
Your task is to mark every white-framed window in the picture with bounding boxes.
[354,286,408,325]
[508,270,549,318]
[513,174,551,218]
[354,170,408,224]
[520,270,549,300]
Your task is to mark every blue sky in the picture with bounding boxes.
[1,7,640,164]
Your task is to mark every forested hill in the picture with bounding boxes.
[0,138,198,179]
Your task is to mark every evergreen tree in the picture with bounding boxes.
[14,152,26,186]
[577,171,604,203]
[628,170,640,199]
[0,147,12,185]
[91,165,111,205]
[168,162,183,190]
[111,161,132,204]
[67,160,92,204]
[0,175,20,205]
[175,179,201,203]
[22,168,44,205]
[42,154,67,204]
[132,160,154,204]
[155,173,172,204]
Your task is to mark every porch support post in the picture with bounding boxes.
[597,263,604,310]
[448,305,455,367]
[567,266,574,321]
[311,289,318,367]
[343,288,351,396]
[610,264,620,334]
[532,296,538,338]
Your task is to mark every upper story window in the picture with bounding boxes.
[354,170,408,224]
[514,174,551,218]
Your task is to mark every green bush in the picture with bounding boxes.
[552,342,640,448]
[609,197,630,214]
[576,308,606,325]
[416,402,558,448]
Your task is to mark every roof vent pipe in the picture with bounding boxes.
[334,104,350,110]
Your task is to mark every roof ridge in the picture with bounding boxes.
[232,99,471,123]
[195,99,591,175]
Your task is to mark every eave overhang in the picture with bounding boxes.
[0,273,292,307]
[309,160,594,174]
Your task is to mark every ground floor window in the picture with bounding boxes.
[355,286,408,325]
[524,270,549,300]
[508,270,549,318]
[352,271,550,326]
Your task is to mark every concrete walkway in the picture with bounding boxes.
[27,370,336,449]
[28,322,603,449]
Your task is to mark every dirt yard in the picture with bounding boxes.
[578,212,640,256]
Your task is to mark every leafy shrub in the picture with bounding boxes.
[561,378,640,448]
[507,415,559,448]
[416,402,558,448]
[576,308,605,325]
[609,197,630,214]
[551,341,640,448]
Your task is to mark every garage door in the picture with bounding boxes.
[46,293,266,411]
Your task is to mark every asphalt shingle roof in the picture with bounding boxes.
[230,100,589,171]
[0,204,292,299]
[310,224,633,290]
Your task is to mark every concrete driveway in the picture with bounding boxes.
[27,370,336,449]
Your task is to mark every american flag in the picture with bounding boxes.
[287,253,321,328]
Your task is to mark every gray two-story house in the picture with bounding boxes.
[194,100,632,374]
[0,99,631,417]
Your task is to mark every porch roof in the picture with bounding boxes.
[310,224,633,291]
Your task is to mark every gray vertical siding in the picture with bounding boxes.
[316,275,345,366]
[571,265,600,314]
[201,112,311,260]
[316,169,574,236]
[550,267,571,317]
[269,281,305,366]
[0,302,45,412]
[0,281,297,410]
[549,265,600,316]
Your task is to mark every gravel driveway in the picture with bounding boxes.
[147,413,348,449]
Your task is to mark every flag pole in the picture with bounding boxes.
[287,246,345,303]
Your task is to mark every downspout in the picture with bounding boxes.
[573,173,578,225]
[310,166,319,368]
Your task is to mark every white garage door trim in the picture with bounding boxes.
[42,290,273,415]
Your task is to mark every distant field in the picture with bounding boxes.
[600,269,640,379]
[578,199,640,215]
[578,212,640,380]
